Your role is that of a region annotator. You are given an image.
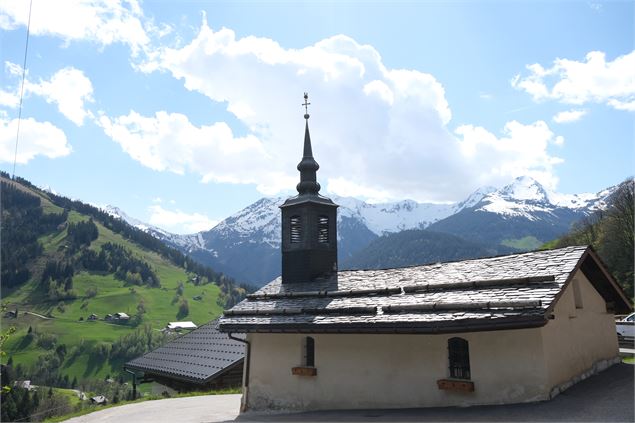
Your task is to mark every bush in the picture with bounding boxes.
[177,299,189,319]
[36,332,57,350]
[95,342,111,359]
[86,287,98,298]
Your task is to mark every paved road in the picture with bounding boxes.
[63,394,242,423]
[64,363,634,423]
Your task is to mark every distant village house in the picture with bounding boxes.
[105,312,129,321]
[166,321,197,331]
[90,395,107,405]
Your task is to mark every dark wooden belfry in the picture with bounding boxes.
[280,93,338,284]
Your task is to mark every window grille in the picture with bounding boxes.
[317,215,329,243]
[304,336,315,367]
[290,215,302,243]
[448,337,470,379]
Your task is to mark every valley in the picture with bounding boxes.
[0,174,245,388]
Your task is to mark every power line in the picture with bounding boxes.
[12,0,34,180]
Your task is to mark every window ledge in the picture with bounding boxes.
[292,366,317,376]
[437,379,474,392]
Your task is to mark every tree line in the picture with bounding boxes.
[1,181,67,288]
[79,242,160,287]
[547,178,634,298]
[1,172,249,306]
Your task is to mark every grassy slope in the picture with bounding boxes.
[1,187,224,381]
[501,236,543,250]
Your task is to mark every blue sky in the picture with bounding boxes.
[1,0,633,234]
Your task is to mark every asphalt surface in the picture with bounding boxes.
[63,394,242,423]
[63,363,634,423]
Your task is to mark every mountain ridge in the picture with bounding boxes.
[103,176,623,286]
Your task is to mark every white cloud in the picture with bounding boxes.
[512,50,635,111]
[326,177,395,204]
[607,98,635,112]
[0,62,22,108]
[454,120,564,190]
[148,205,217,234]
[96,110,294,194]
[0,89,19,108]
[0,0,150,54]
[552,109,588,124]
[100,22,565,202]
[0,116,71,164]
[27,67,94,125]
[2,64,94,125]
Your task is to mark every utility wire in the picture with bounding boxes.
[12,0,34,180]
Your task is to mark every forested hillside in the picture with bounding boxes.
[343,229,499,270]
[0,173,248,418]
[543,178,634,298]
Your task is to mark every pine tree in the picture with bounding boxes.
[1,393,17,422]
[18,389,31,420]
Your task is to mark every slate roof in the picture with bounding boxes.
[219,246,632,334]
[125,320,244,384]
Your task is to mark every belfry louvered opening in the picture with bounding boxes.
[317,215,329,243]
[290,215,302,243]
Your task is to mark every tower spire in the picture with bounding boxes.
[296,92,320,195]
[280,92,338,284]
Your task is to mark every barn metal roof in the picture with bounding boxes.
[125,320,244,384]
[218,246,632,334]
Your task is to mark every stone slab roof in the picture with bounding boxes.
[125,320,244,384]
[219,246,631,334]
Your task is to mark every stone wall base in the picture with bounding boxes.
[548,356,621,399]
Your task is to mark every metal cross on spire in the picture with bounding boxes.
[302,92,311,119]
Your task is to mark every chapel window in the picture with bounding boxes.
[290,215,302,243]
[303,336,315,367]
[317,215,329,243]
[572,278,583,309]
[448,337,470,379]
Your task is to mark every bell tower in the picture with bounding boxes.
[280,93,338,284]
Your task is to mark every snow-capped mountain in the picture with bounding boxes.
[473,176,611,221]
[427,176,621,251]
[103,176,625,286]
[101,205,207,250]
[102,205,159,232]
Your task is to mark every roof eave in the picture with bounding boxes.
[218,316,548,335]
[544,245,632,316]
[124,357,244,386]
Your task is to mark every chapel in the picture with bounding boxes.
[218,94,632,412]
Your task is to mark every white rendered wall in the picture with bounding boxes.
[243,270,620,412]
[540,269,620,389]
[246,327,549,411]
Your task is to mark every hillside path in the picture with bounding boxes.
[24,311,52,319]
